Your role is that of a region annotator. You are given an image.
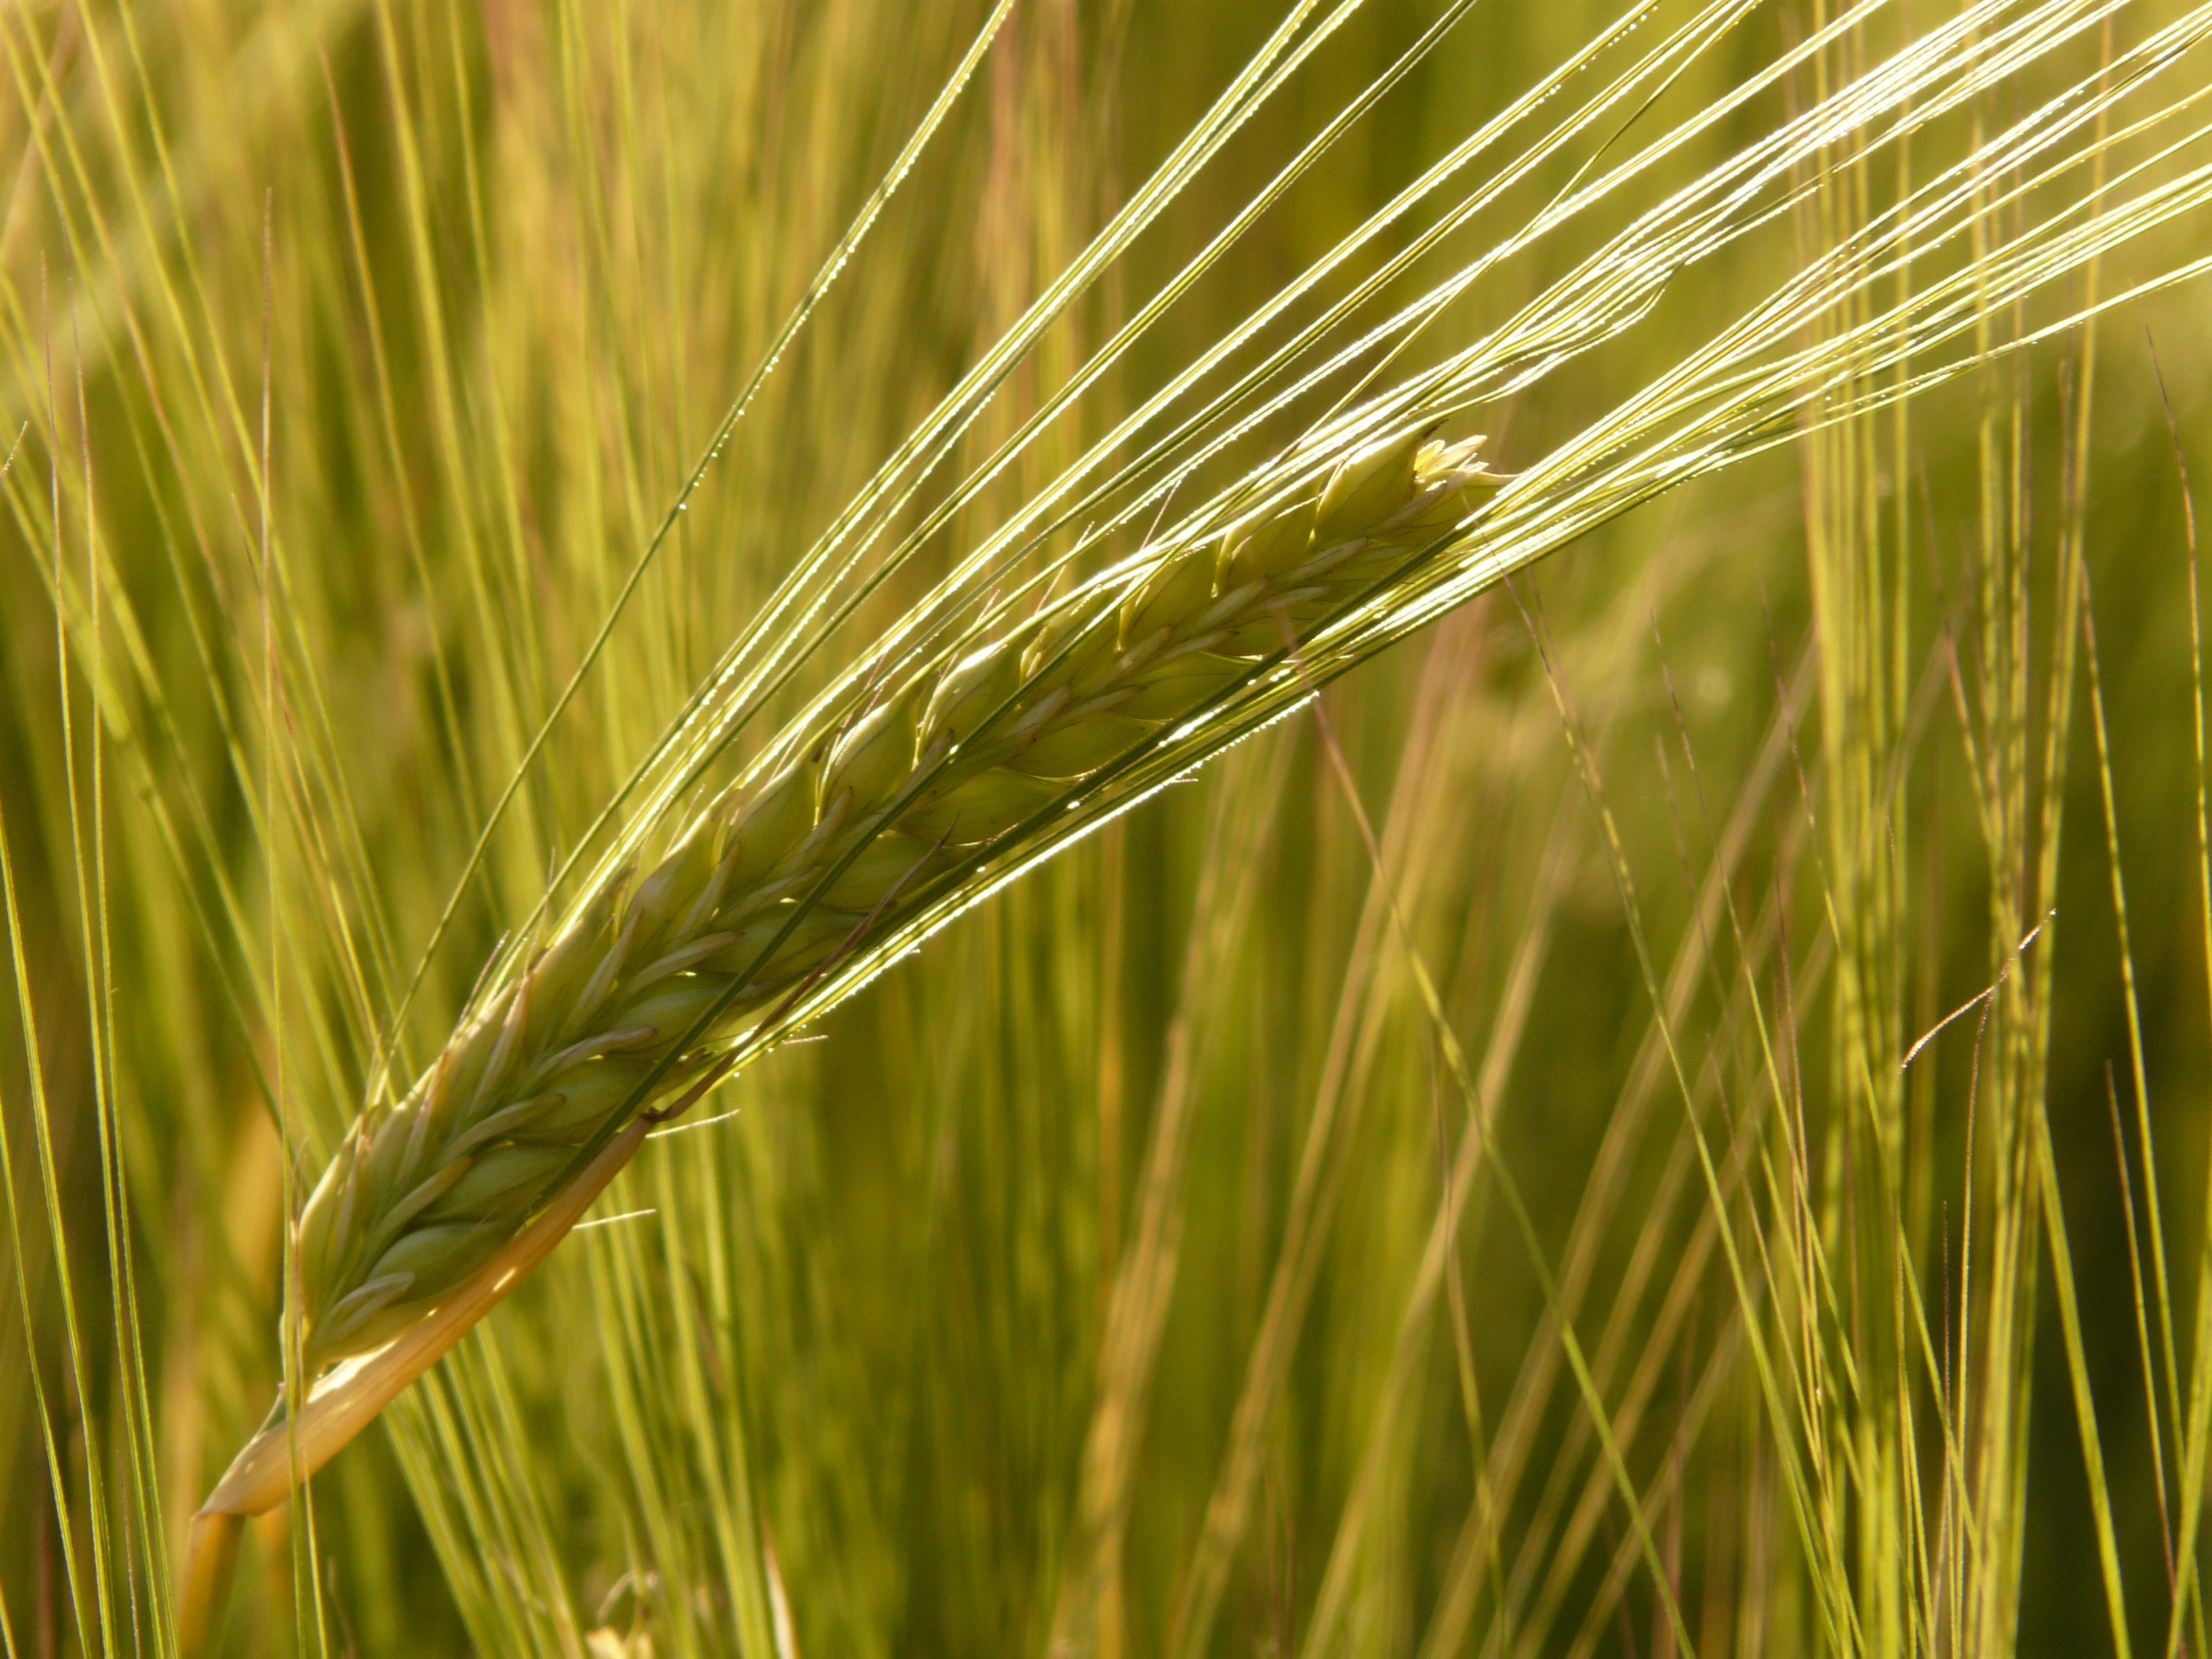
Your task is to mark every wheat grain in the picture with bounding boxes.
[283,428,1502,1376]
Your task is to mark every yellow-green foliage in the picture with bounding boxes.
[1,1,2210,1656]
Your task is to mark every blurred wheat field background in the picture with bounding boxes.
[3,0,2212,1654]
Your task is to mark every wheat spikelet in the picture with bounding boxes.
[285,428,1504,1375]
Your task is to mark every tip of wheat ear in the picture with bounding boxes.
[239,427,1504,1490]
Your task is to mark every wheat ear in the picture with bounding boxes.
[192,426,1502,1540]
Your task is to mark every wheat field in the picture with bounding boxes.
[3,1,2212,1654]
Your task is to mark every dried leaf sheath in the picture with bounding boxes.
[289,428,1505,1376]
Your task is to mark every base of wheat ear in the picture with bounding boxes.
[199,425,1504,1530]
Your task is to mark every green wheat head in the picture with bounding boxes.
[294,430,1507,1368]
